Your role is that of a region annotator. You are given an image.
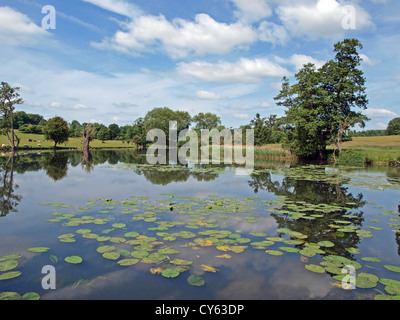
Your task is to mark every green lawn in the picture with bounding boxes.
[0,131,135,150]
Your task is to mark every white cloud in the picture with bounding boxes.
[257,21,290,46]
[233,113,250,119]
[276,0,373,39]
[360,53,379,66]
[196,90,221,100]
[95,13,257,59]
[231,0,272,23]
[276,54,326,71]
[0,6,48,46]
[82,0,143,18]
[178,57,289,83]
[364,108,397,117]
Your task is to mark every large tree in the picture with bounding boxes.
[387,117,400,136]
[144,107,192,145]
[274,38,369,160]
[43,116,69,149]
[321,38,369,153]
[0,82,24,151]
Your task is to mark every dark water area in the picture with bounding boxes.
[0,149,399,300]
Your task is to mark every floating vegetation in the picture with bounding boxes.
[1,185,400,300]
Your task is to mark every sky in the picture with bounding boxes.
[0,0,399,129]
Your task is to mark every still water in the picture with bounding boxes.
[0,149,399,300]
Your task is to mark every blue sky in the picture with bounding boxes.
[1,0,399,129]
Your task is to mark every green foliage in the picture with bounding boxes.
[387,118,400,135]
[43,116,69,148]
[97,127,110,142]
[192,112,221,131]
[274,38,369,160]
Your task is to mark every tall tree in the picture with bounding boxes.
[387,117,400,136]
[321,38,369,153]
[0,82,24,151]
[43,116,69,149]
[274,38,369,160]
[192,112,221,131]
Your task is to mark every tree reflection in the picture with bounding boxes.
[0,153,22,217]
[248,170,367,260]
[41,152,69,181]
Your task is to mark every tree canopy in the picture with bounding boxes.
[43,116,69,149]
[387,118,400,135]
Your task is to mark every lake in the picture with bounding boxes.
[1,149,400,300]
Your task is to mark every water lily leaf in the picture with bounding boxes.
[27,247,49,253]
[0,260,18,272]
[112,223,126,229]
[0,271,22,280]
[384,265,400,273]
[317,241,335,248]
[305,264,325,274]
[161,268,180,278]
[188,275,205,286]
[102,252,120,260]
[76,229,91,235]
[170,259,192,266]
[379,278,400,288]
[279,247,299,253]
[124,231,140,238]
[117,258,139,266]
[249,232,268,237]
[65,256,82,264]
[356,273,379,289]
[109,237,126,243]
[361,257,381,263]
[0,292,21,300]
[150,267,163,275]
[215,254,232,259]
[130,250,149,259]
[201,265,218,272]
[229,246,247,253]
[97,245,115,254]
[265,250,283,256]
[0,254,22,261]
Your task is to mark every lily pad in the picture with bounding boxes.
[97,245,116,254]
[112,223,126,229]
[65,256,82,264]
[161,268,180,278]
[188,275,205,286]
[0,260,18,272]
[0,292,22,300]
[117,258,139,266]
[0,271,22,280]
[384,265,400,273]
[305,264,325,274]
[27,247,50,253]
[102,252,120,260]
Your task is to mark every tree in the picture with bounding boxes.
[144,107,192,145]
[82,124,95,151]
[192,112,221,131]
[387,118,400,135]
[43,116,69,149]
[0,82,24,151]
[97,127,110,142]
[69,120,82,138]
[108,123,120,140]
[321,38,369,153]
[274,38,369,160]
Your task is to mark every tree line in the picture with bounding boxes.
[1,38,398,158]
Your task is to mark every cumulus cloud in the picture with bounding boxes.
[178,57,289,83]
[196,90,222,100]
[95,13,257,59]
[82,0,143,18]
[0,6,48,46]
[275,54,326,71]
[276,0,373,39]
[364,108,397,117]
[231,0,272,23]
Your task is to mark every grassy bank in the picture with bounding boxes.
[0,131,135,150]
[332,135,400,165]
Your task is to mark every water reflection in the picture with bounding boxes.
[0,154,22,217]
[248,170,367,260]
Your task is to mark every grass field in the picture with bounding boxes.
[0,131,135,150]
[333,135,400,164]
